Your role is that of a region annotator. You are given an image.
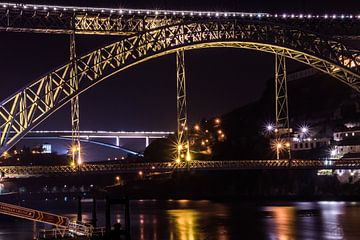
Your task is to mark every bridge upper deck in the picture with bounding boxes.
[0,3,359,38]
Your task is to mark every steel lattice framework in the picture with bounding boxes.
[69,31,81,165]
[0,18,359,154]
[176,50,190,161]
[0,4,359,38]
[274,54,291,159]
[275,54,289,132]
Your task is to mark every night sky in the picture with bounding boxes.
[1,0,359,158]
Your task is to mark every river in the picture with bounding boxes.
[0,200,360,239]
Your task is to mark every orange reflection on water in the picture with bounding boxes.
[167,209,202,240]
[268,206,296,240]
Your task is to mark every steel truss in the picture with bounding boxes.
[0,5,359,38]
[2,159,360,178]
[0,6,176,35]
[176,49,190,161]
[70,30,81,166]
[275,53,291,159]
[0,20,359,154]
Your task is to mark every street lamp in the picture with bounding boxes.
[301,126,308,134]
[264,123,275,135]
[276,142,282,160]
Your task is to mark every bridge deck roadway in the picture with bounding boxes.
[1,160,359,178]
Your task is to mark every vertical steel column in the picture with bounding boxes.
[275,54,291,159]
[70,19,81,166]
[176,50,190,162]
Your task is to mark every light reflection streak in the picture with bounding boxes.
[319,202,344,239]
[139,214,145,240]
[167,209,200,240]
[266,206,296,240]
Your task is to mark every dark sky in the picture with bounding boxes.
[1,0,359,158]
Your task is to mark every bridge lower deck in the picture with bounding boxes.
[0,159,359,178]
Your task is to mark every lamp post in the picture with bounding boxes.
[276,142,282,160]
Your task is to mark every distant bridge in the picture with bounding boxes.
[22,130,173,155]
[1,159,359,178]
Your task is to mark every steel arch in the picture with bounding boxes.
[0,20,359,154]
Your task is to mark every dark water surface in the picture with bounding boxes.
[1,200,360,240]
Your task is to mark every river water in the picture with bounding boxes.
[0,200,360,240]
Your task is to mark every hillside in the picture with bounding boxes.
[145,71,360,160]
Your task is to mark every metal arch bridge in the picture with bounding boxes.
[1,159,360,179]
[0,3,359,159]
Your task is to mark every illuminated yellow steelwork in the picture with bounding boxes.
[275,53,291,160]
[176,48,190,162]
[69,27,81,167]
[0,21,359,155]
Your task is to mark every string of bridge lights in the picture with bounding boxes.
[0,3,359,20]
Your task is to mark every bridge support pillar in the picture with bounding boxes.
[176,49,191,162]
[70,23,81,167]
[145,137,150,148]
[116,137,120,147]
[275,53,291,160]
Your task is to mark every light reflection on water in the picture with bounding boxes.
[1,200,360,239]
[168,209,199,240]
[265,206,296,240]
